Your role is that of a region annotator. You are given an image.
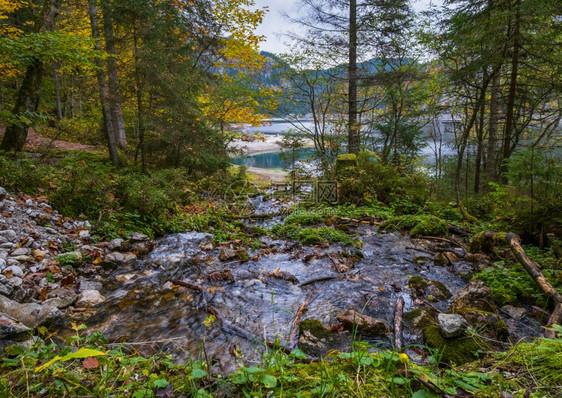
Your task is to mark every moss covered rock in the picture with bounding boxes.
[298,319,349,357]
[452,309,509,341]
[449,280,496,313]
[423,325,490,365]
[337,310,389,335]
[469,231,508,255]
[380,215,448,238]
[408,276,452,302]
[403,308,435,334]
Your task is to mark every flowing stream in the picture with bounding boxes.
[84,198,540,372]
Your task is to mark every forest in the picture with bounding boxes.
[0,0,561,397]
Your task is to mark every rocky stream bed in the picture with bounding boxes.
[0,186,544,373]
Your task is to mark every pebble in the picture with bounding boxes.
[0,258,6,270]
[0,230,17,242]
[0,186,7,200]
[4,265,24,278]
[10,248,31,257]
[77,290,106,307]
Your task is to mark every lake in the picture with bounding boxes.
[232,119,458,170]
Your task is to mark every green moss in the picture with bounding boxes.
[433,280,452,298]
[469,231,508,254]
[381,215,448,238]
[423,325,490,365]
[408,276,428,290]
[452,309,509,340]
[337,154,357,161]
[403,309,434,330]
[299,319,332,340]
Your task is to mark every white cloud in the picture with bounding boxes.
[254,0,444,54]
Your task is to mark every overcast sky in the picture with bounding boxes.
[254,0,444,54]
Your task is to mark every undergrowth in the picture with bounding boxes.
[2,325,561,397]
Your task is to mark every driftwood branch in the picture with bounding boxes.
[394,297,404,351]
[289,293,314,349]
[505,233,562,338]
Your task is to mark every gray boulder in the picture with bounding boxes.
[0,187,7,201]
[438,313,470,338]
[0,312,31,340]
[0,295,63,329]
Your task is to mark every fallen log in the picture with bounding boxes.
[394,297,404,351]
[288,293,314,349]
[505,233,562,338]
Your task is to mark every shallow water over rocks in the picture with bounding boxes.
[84,202,541,371]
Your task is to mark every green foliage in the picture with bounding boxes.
[271,223,359,247]
[423,325,489,365]
[0,152,244,239]
[381,215,448,238]
[2,324,562,397]
[473,254,562,307]
[337,152,431,208]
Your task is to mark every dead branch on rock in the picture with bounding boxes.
[505,233,562,338]
[289,293,314,349]
[394,297,404,351]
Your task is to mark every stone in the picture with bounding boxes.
[8,277,23,287]
[34,212,54,226]
[10,248,31,257]
[219,248,237,261]
[128,232,150,242]
[105,252,124,264]
[105,252,136,265]
[124,240,153,255]
[206,270,235,284]
[0,312,31,340]
[0,295,63,329]
[108,238,124,251]
[0,187,7,201]
[449,280,496,313]
[408,276,452,302]
[76,290,105,307]
[78,277,103,292]
[0,283,13,296]
[403,308,435,333]
[4,265,24,278]
[46,288,78,308]
[337,310,389,335]
[31,249,47,261]
[79,230,90,238]
[13,255,34,263]
[501,305,526,319]
[0,243,15,250]
[200,242,214,251]
[438,313,469,338]
[0,258,6,271]
[0,230,17,242]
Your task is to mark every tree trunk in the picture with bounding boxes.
[501,0,521,182]
[101,0,127,150]
[133,22,146,173]
[52,62,63,120]
[347,0,359,154]
[474,96,485,193]
[0,0,62,152]
[88,0,119,167]
[486,67,501,178]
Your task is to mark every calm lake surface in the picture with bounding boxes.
[232,119,458,169]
